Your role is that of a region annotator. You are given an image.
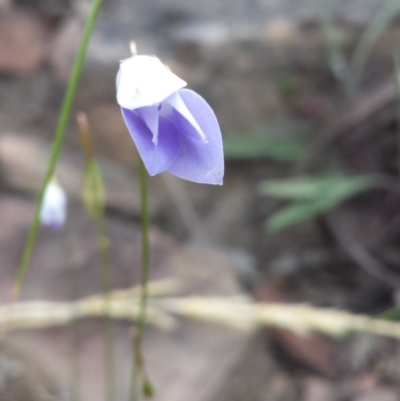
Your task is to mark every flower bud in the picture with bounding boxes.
[40,181,67,229]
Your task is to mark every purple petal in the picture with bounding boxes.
[135,105,159,145]
[166,89,224,185]
[121,108,180,176]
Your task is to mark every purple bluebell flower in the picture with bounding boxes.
[40,181,67,230]
[116,55,224,185]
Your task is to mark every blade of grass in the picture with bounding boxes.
[267,199,331,232]
[264,175,381,231]
[13,0,105,300]
[312,0,350,96]
[259,174,379,201]
[348,0,400,96]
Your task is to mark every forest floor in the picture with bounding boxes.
[1,1,400,400]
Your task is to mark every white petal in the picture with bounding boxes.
[165,92,208,143]
[40,182,67,229]
[116,55,187,109]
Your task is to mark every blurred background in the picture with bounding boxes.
[2,0,400,400]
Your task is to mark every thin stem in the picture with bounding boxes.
[96,216,116,401]
[62,227,82,401]
[130,158,152,400]
[137,159,150,342]
[13,0,105,300]
[393,52,400,179]
[129,331,139,401]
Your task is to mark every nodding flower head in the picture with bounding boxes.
[40,180,67,230]
[116,55,224,185]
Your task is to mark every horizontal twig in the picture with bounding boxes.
[1,285,400,340]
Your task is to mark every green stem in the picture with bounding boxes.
[96,216,116,401]
[130,333,139,401]
[62,227,82,401]
[131,159,152,400]
[13,0,104,300]
[137,161,150,343]
[393,52,400,178]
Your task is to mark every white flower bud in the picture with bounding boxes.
[40,181,67,229]
[116,55,187,110]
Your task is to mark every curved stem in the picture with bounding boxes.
[13,0,105,300]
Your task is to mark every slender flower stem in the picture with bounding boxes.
[131,158,153,399]
[62,226,82,401]
[96,216,116,401]
[13,0,104,300]
[137,160,150,348]
[393,53,400,179]
[130,331,139,401]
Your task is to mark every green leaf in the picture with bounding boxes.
[264,174,381,231]
[224,136,307,161]
[224,120,312,162]
[82,160,106,220]
[259,175,340,200]
[260,174,379,201]
[348,0,400,95]
[379,306,400,321]
[267,199,331,231]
